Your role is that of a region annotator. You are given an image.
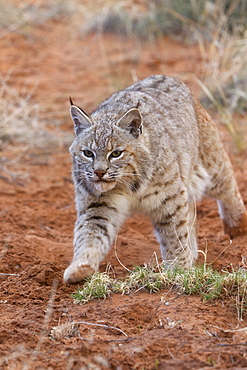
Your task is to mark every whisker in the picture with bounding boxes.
[117,179,132,187]
[121,173,141,177]
[75,179,87,187]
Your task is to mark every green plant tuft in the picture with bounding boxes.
[73,264,247,320]
[73,272,113,304]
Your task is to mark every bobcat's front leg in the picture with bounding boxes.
[64,193,129,284]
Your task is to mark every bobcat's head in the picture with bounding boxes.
[69,99,151,197]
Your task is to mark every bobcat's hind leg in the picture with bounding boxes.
[207,160,247,239]
[223,212,247,239]
[219,194,247,239]
[194,99,247,239]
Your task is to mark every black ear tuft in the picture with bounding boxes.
[69,96,74,106]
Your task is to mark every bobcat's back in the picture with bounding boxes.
[92,75,200,194]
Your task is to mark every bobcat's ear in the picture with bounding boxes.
[116,108,142,138]
[69,98,92,136]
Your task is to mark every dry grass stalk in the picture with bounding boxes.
[49,320,127,340]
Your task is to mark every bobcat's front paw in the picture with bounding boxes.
[63,263,95,284]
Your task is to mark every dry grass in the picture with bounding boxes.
[50,321,79,340]
[196,1,247,149]
[1,1,246,151]
[82,1,246,41]
[82,0,206,40]
[83,0,247,149]
[0,1,77,152]
[0,75,40,146]
[0,0,75,38]
[0,75,73,153]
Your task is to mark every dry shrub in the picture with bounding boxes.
[195,1,247,150]
[0,0,75,38]
[83,1,247,148]
[0,76,72,152]
[82,1,247,117]
[0,76,40,148]
[50,322,79,340]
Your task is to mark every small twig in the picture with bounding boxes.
[78,335,92,341]
[107,337,138,342]
[211,239,233,265]
[114,228,132,273]
[217,342,247,347]
[76,321,128,337]
[0,273,19,276]
[210,325,247,333]
[167,345,176,359]
[78,336,138,342]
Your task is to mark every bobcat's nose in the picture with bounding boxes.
[94,169,106,179]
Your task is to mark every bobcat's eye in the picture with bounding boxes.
[83,150,94,158]
[110,150,123,158]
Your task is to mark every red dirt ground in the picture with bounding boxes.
[1,9,247,370]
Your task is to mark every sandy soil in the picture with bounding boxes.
[1,10,247,370]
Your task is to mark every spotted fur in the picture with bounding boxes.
[64,75,247,284]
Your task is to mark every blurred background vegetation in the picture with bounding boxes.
[0,0,246,151]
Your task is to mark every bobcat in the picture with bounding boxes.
[64,75,247,284]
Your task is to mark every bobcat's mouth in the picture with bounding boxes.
[92,179,117,194]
